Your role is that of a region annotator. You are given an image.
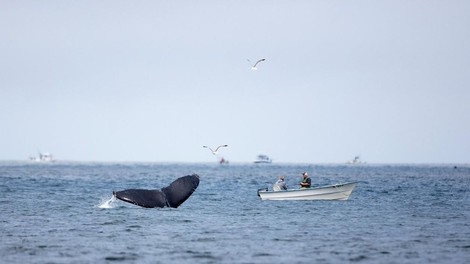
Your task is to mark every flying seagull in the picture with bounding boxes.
[247,59,266,70]
[203,145,228,155]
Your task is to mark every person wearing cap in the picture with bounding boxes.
[300,172,311,188]
[272,175,287,191]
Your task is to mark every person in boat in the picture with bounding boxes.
[272,175,287,191]
[300,172,311,188]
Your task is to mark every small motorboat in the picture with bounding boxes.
[257,182,357,201]
[254,154,272,164]
[347,155,365,164]
[29,152,55,162]
[219,157,229,164]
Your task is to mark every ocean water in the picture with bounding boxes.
[0,162,469,264]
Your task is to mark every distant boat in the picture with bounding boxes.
[219,157,229,164]
[258,182,357,201]
[347,155,365,164]
[29,152,55,162]
[254,154,272,164]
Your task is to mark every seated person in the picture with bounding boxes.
[300,172,311,188]
[272,175,287,191]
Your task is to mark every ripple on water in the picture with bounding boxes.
[182,250,221,261]
[1,163,469,264]
[104,253,139,262]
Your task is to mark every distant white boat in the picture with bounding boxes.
[347,155,365,164]
[258,182,357,201]
[29,152,55,162]
[254,154,272,164]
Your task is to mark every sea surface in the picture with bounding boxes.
[1,162,469,263]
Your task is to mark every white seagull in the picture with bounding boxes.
[203,145,228,155]
[247,58,266,70]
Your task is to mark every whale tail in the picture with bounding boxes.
[113,174,200,208]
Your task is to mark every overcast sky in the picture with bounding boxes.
[1,1,469,163]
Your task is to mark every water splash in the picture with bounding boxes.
[98,195,117,209]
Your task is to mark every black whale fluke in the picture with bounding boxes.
[113,174,200,208]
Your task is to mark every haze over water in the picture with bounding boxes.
[1,1,469,163]
[1,162,469,263]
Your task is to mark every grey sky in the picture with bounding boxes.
[1,1,469,163]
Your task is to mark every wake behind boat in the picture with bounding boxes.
[257,182,357,201]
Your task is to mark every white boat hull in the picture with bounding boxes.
[254,154,272,163]
[258,182,357,201]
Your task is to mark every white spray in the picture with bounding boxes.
[97,195,117,209]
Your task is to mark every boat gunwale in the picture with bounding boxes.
[258,181,358,195]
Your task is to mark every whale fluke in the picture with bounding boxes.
[113,174,200,208]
